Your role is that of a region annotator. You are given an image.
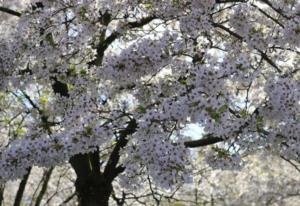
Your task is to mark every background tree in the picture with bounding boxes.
[0,0,299,205]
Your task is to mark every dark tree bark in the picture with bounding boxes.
[69,154,112,206]
[13,167,32,206]
[0,183,4,206]
[68,119,137,206]
[34,167,54,206]
[74,173,112,206]
[52,55,115,206]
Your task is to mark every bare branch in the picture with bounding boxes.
[34,167,54,206]
[212,22,282,73]
[215,0,247,3]
[58,192,76,206]
[103,119,138,180]
[90,15,156,66]
[258,0,291,19]
[184,135,223,148]
[280,156,300,173]
[0,6,21,17]
[251,3,284,28]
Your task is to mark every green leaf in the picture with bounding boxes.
[178,78,187,85]
[39,96,48,104]
[143,3,152,9]
[295,26,300,34]
[213,147,229,158]
[256,116,263,128]
[218,104,228,113]
[206,107,220,121]
[206,105,227,121]
[136,105,147,113]
[240,109,248,117]
[80,69,87,76]
[53,143,63,150]
[0,92,5,101]
[45,33,55,47]
[16,128,25,135]
[172,0,180,5]
[67,83,74,90]
[236,64,246,71]
[83,126,93,136]
[3,117,10,124]
[67,64,76,76]
[79,6,88,21]
[169,202,185,206]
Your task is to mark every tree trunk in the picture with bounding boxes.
[0,183,4,206]
[69,120,137,206]
[70,153,112,206]
[74,173,112,206]
[14,167,32,206]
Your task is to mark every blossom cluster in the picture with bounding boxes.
[0,0,299,189]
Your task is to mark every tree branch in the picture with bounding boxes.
[183,108,255,148]
[251,3,284,28]
[13,167,32,206]
[258,0,291,19]
[215,0,247,3]
[58,192,76,206]
[280,156,300,173]
[0,6,21,17]
[0,183,4,206]
[90,15,156,66]
[34,167,54,206]
[103,119,138,180]
[212,22,282,73]
[184,135,224,148]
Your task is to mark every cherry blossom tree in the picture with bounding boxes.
[113,150,300,206]
[0,0,299,205]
